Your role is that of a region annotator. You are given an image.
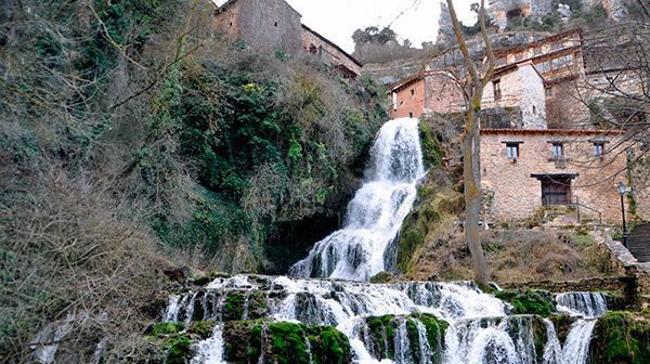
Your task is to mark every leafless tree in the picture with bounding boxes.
[445,0,496,286]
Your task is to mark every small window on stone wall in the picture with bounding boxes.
[505,143,520,160]
[551,142,564,159]
[493,80,502,101]
[409,112,414,118]
[594,142,605,157]
[545,87,553,97]
[411,89,415,96]
[274,22,278,27]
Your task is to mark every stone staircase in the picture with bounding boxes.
[628,223,650,263]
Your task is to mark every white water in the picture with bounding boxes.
[191,325,226,364]
[289,118,425,281]
[166,119,609,364]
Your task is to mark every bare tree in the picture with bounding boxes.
[445,0,496,286]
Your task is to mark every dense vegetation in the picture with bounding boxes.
[0,0,387,361]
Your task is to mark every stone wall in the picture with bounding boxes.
[301,25,361,78]
[424,72,466,115]
[501,276,635,295]
[214,0,302,53]
[481,63,547,129]
[480,129,629,222]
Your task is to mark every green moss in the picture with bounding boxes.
[189,320,216,339]
[419,121,443,168]
[366,314,397,359]
[369,271,394,284]
[549,314,575,346]
[149,322,184,337]
[365,313,447,363]
[223,291,246,321]
[267,322,310,364]
[165,335,191,364]
[223,321,351,364]
[306,326,351,364]
[589,311,650,364]
[495,289,556,317]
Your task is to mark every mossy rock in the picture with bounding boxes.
[365,313,447,363]
[165,335,192,364]
[369,271,394,284]
[221,289,269,322]
[223,320,351,364]
[549,314,575,346]
[148,322,185,337]
[193,272,231,286]
[189,320,216,339]
[589,311,650,364]
[495,289,556,317]
[419,121,444,168]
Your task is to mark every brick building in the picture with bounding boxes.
[212,0,362,79]
[480,129,629,223]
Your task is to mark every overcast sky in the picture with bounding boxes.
[214,0,477,53]
[286,0,477,53]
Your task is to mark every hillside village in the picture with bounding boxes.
[2,0,650,363]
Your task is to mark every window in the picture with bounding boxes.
[409,112,414,118]
[545,87,554,97]
[594,142,605,157]
[533,106,537,115]
[411,89,415,96]
[506,143,520,159]
[551,143,564,158]
[493,80,502,101]
[274,22,278,27]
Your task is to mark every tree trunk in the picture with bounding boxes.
[464,94,489,286]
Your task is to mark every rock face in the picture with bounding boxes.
[583,0,629,21]
[436,2,455,46]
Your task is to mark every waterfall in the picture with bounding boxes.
[289,118,425,281]
[556,292,607,318]
[160,119,613,364]
[191,325,226,364]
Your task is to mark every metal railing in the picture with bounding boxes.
[571,197,602,225]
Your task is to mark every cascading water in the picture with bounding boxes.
[289,118,425,281]
[160,119,612,364]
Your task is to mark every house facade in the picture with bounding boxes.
[212,0,362,79]
[301,25,362,79]
[480,129,629,223]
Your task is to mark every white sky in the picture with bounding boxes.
[213,0,478,53]
[287,0,477,52]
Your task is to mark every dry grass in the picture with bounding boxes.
[407,228,613,284]
[0,164,176,362]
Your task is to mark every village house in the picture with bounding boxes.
[480,128,629,223]
[390,29,584,128]
[212,0,362,79]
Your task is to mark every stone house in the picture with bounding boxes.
[213,0,303,53]
[301,25,362,79]
[212,0,362,79]
[480,128,629,223]
[390,62,547,129]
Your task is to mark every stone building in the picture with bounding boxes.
[212,0,362,78]
[301,25,362,79]
[213,0,303,53]
[480,128,629,223]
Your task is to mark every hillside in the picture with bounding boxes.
[0,1,387,360]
